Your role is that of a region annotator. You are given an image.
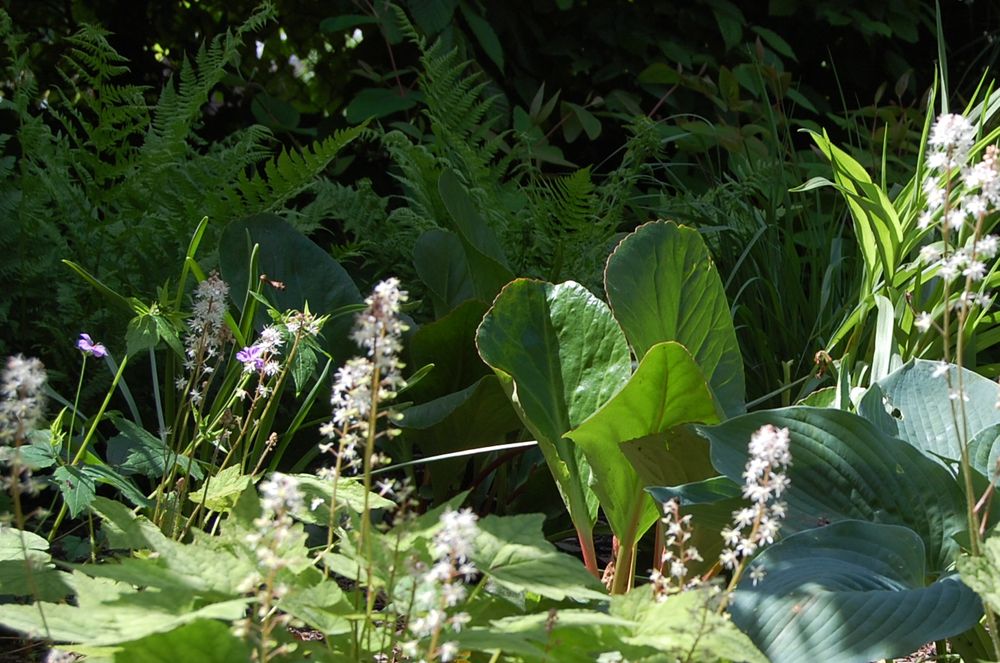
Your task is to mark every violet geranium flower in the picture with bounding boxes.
[236,345,265,372]
[77,333,108,358]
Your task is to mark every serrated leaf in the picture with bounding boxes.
[126,314,159,357]
[286,473,394,526]
[473,514,607,602]
[959,527,1000,614]
[0,594,248,647]
[734,521,981,663]
[53,465,96,518]
[0,528,73,600]
[187,465,251,514]
[457,586,765,662]
[108,418,204,481]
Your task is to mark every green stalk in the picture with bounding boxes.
[49,354,129,541]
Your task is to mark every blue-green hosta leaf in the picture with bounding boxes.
[698,407,967,572]
[970,422,1000,484]
[859,359,1000,465]
[732,520,981,663]
[477,279,632,532]
[604,221,745,417]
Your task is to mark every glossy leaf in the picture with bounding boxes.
[219,214,362,361]
[477,279,631,534]
[733,521,981,663]
[413,229,476,315]
[698,406,968,572]
[567,342,719,543]
[604,221,745,417]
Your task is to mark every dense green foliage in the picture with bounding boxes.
[5,1,1000,661]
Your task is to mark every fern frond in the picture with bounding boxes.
[220,124,368,221]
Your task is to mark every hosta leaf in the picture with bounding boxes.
[733,520,981,663]
[698,407,967,572]
[604,221,745,417]
[567,342,718,543]
[477,279,631,532]
[859,359,1000,465]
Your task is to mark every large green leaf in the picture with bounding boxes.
[0,528,72,600]
[604,221,745,417]
[473,514,607,602]
[219,214,362,361]
[457,586,766,662]
[0,565,247,647]
[407,299,491,401]
[436,170,514,301]
[567,342,719,544]
[113,619,253,662]
[477,279,631,534]
[859,359,1000,465]
[732,520,981,663]
[698,407,968,572]
[413,228,476,315]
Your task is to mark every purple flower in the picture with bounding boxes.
[77,333,107,358]
[237,345,265,372]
